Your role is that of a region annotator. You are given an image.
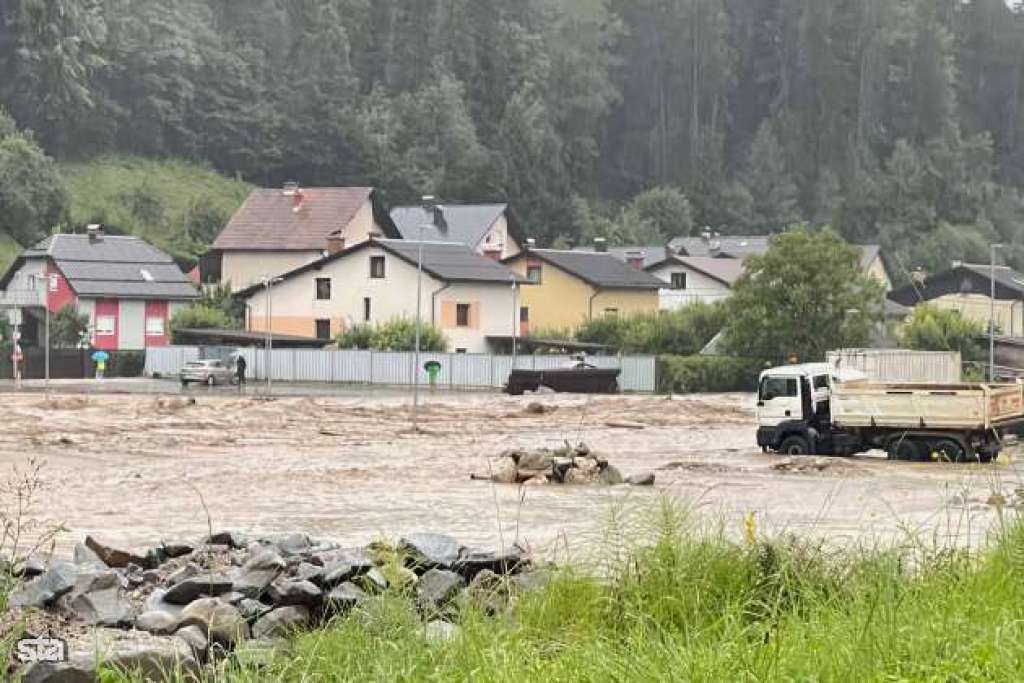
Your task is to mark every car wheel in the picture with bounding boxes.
[778,435,810,456]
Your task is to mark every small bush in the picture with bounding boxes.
[899,304,985,362]
[336,319,447,352]
[576,304,726,355]
[657,355,763,393]
[106,350,145,377]
[169,304,234,343]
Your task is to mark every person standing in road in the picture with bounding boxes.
[235,354,247,390]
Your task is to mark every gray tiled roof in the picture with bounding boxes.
[17,234,197,300]
[390,204,508,250]
[376,239,523,284]
[670,235,772,258]
[570,245,669,269]
[528,249,663,289]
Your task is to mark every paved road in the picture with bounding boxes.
[0,377,495,399]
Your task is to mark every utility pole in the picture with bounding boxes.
[511,277,519,369]
[262,276,281,396]
[990,243,1003,382]
[412,196,440,432]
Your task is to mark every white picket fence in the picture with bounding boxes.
[145,346,658,393]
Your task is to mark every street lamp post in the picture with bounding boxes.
[990,243,1003,382]
[412,196,443,432]
[30,275,50,396]
[262,275,282,397]
[511,277,519,369]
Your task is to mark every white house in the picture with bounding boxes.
[238,238,525,353]
[645,255,745,310]
[390,203,522,261]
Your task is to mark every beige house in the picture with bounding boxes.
[238,239,525,353]
[645,256,745,310]
[390,204,522,260]
[888,262,1024,336]
[209,185,400,291]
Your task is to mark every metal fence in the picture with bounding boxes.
[145,346,658,393]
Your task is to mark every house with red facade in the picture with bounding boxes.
[0,228,198,351]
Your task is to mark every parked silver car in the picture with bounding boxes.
[179,359,235,386]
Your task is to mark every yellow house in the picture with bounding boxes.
[503,249,661,333]
[888,263,1024,336]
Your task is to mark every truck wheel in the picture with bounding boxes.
[779,435,811,455]
[887,438,920,462]
[929,439,964,463]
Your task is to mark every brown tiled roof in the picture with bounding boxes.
[213,187,378,251]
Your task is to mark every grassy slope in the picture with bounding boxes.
[59,155,252,263]
[107,502,1024,682]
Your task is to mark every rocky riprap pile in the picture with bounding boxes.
[474,443,655,487]
[5,532,531,682]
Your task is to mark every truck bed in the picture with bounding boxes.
[830,382,1024,431]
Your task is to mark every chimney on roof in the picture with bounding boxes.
[86,224,103,242]
[594,237,608,253]
[626,250,645,269]
[283,181,299,195]
[951,260,962,269]
[292,188,305,213]
[526,238,537,250]
[326,234,346,255]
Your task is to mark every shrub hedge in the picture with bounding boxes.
[657,355,763,394]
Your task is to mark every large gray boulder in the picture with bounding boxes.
[232,548,285,598]
[84,535,152,569]
[71,544,105,569]
[67,571,130,627]
[237,598,272,624]
[136,610,180,636]
[164,573,234,604]
[324,582,367,614]
[400,533,462,571]
[625,471,656,486]
[252,606,310,640]
[9,563,80,609]
[267,578,322,608]
[177,597,250,648]
[25,630,198,683]
[144,588,186,620]
[416,569,465,610]
[454,547,525,579]
[175,624,209,661]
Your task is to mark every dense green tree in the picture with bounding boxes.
[721,228,885,364]
[0,110,68,245]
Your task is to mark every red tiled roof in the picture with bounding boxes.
[213,187,375,251]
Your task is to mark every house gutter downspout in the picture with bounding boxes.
[588,288,602,319]
[431,282,452,325]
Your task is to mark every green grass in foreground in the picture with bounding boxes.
[99,502,1024,681]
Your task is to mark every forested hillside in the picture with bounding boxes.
[1,0,1023,281]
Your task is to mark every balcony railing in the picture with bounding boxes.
[0,289,44,308]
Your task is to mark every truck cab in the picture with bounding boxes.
[756,363,847,455]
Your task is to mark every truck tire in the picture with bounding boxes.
[928,439,964,463]
[887,437,920,462]
[779,435,811,455]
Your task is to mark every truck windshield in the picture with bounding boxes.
[760,377,797,401]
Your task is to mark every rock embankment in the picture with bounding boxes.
[5,531,533,682]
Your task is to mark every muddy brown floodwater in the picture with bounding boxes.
[1,391,1022,561]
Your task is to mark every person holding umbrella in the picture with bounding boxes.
[91,349,109,380]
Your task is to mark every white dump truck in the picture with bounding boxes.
[755,362,1024,462]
